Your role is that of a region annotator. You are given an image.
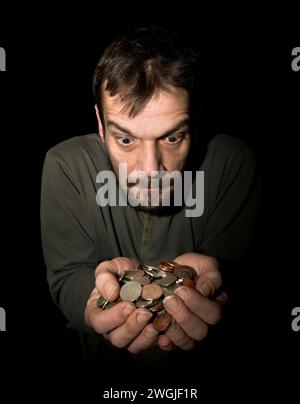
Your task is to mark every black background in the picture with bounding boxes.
[0,4,299,402]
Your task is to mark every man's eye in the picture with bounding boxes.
[116,136,133,145]
[165,133,184,143]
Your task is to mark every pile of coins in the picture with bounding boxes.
[97,261,197,332]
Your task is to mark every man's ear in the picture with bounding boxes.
[95,104,105,143]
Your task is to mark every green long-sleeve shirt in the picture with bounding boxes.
[40,133,260,338]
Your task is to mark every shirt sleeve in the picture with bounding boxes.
[199,141,262,264]
[40,150,98,333]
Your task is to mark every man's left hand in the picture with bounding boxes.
[158,252,228,351]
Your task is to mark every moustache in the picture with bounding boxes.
[126,172,171,189]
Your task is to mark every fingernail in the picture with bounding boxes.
[105,283,119,299]
[163,295,180,311]
[137,311,153,325]
[160,339,172,347]
[122,305,135,317]
[199,282,211,297]
[145,325,158,338]
[175,286,188,300]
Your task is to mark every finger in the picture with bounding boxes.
[175,253,219,277]
[165,319,195,350]
[95,257,139,278]
[163,295,208,341]
[95,258,140,301]
[108,309,153,349]
[88,300,136,334]
[157,334,176,351]
[96,270,120,301]
[126,323,159,354]
[196,268,222,298]
[175,286,222,325]
[95,260,119,277]
[88,287,101,300]
[216,290,229,305]
[111,257,139,273]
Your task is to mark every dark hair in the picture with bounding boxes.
[93,25,200,120]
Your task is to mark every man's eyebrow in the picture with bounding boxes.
[107,118,190,138]
[107,121,135,136]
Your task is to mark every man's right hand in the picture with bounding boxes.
[84,257,160,354]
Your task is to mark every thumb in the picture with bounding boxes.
[196,267,222,298]
[95,261,120,301]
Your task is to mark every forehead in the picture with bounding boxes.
[102,88,189,138]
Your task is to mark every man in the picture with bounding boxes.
[41,26,260,376]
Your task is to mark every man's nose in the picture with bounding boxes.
[139,143,160,176]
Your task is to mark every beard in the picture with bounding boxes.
[117,168,184,215]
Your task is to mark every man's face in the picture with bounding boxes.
[96,88,191,211]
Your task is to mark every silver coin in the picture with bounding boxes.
[163,283,180,297]
[136,298,154,308]
[146,266,168,277]
[102,299,110,309]
[144,267,164,278]
[149,297,164,312]
[157,274,177,287]
[97,295,107,308]
[120,281,142,302]
[174,266,196,280]
[146,298,159,308]
[158,268,169,277]
[104,301,117,310]
[157,308,167,316]
[143,264,160,271]
[124,270,145,281]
